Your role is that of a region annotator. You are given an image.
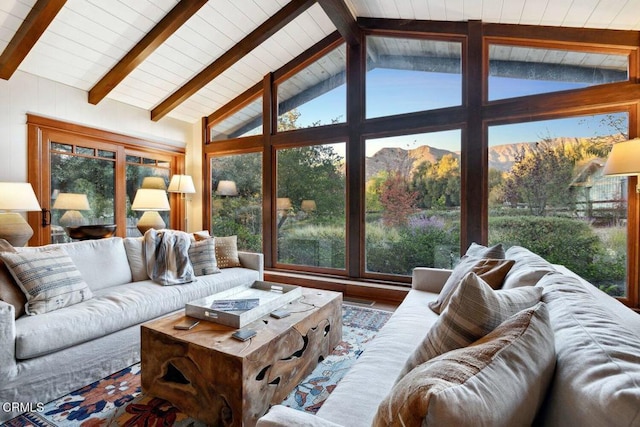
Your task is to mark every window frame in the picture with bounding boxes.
[27,114,186,245]
[202,22,640,309]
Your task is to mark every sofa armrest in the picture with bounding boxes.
[412,267,452,293]
[238,251,264,281]
[0,300,17,379]
[257,405,344,427]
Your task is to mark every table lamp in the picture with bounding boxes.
[53,193,91,227]
[131,188,170,234]
[603,137,640,192]
[168,175,196,231]
[215,180,238,196]
[0,182,42,246]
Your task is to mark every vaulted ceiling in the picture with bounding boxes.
[1,0,638,125]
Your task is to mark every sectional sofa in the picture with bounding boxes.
[258,245,640,426]
[0,235,263,422]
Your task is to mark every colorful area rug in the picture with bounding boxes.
[3,305,392,427]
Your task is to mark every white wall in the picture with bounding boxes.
[0,70,204,231]
[0,70,193,182]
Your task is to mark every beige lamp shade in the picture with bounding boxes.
[301,199,317,212]
[168,175,196,194]
[0,182,41,211]
[53,193,91,227]
[53,193,90,210]
[131,189,170,211]
[216,180,238,196]
[604,138,640,192]
[0,182,41,246]
[141,176,167,190]
[277,197,292,211]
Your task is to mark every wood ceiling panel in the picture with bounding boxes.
[560,0,600,28]
[500,0,526,24]
[586,0,631,29]
[520,0,546,25]
[611,2,640,30]
[540,0,572,27]
[445,0,464,21]
[462,0,482,21]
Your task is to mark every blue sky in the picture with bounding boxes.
[291,68,627,157]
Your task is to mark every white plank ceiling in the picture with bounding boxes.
[0,0,639,124]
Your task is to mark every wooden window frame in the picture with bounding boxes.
[202,21,640,309]
[27,114,186,245]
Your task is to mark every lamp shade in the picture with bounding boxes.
[277,197,292,211]
[301,200,317,212]
[0,182,41,211]
[603,138,640,176]
[216,180,238,196]
[168,175,196,194]
[141,176,167,190]
[131,189,170,211]
[53,193,90,210]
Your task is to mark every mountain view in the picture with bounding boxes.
[365,136,619,180]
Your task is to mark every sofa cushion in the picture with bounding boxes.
[373,302,555,427]
[215,235,241,268]
[400,272,543,379]
[189,238,221,276]
[1,248,92,315]
[464,242,505,259]
[16,237,133,291]
[123,237,148,282]
[428,257,515,314]
[14,266,260,359]
[536,272,640,426]
[502,245,556,289]
[0,239,26,318]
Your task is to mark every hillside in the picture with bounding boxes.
[365,135,619,180]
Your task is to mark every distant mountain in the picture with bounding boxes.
[365,136,618,179]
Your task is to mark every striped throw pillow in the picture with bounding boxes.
[375,303,555,427]
[398,271,542,380]
[188,238,221,276]
[0,247,92,315]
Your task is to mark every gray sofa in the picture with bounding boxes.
[0,236,263,422]
[258,246,640,426]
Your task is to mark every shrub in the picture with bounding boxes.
[488,216,625,286]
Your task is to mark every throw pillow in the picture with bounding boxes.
[0,239,26,318]
[0,247,92,315]
[374,302,555,427]
[215,235,241,268]
[191,230,211,241]
[428,256,515,314]
[123,237,148,282]
[399,272,543,379]
[464,242,505,259]
[188,238,221,276]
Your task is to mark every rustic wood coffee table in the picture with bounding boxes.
[141,287,342,426]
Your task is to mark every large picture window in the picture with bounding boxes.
[275,143,346,270]
[365,130,462,275]
[210,152,263,252]
[488,113,629,297]
[203,22,639,308]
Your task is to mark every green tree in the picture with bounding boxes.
[503,141,575,215]
[277,145,345,220]
[412,155,460,209]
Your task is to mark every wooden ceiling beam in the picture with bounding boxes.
[151,0,315,122]
[317,0,361,46]
[88,0,208,105]
[0,0,67,80]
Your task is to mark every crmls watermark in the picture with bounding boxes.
[2,402,45,413]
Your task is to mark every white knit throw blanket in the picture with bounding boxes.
[143,229,195,286]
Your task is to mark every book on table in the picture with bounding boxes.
[209,298,259,312]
